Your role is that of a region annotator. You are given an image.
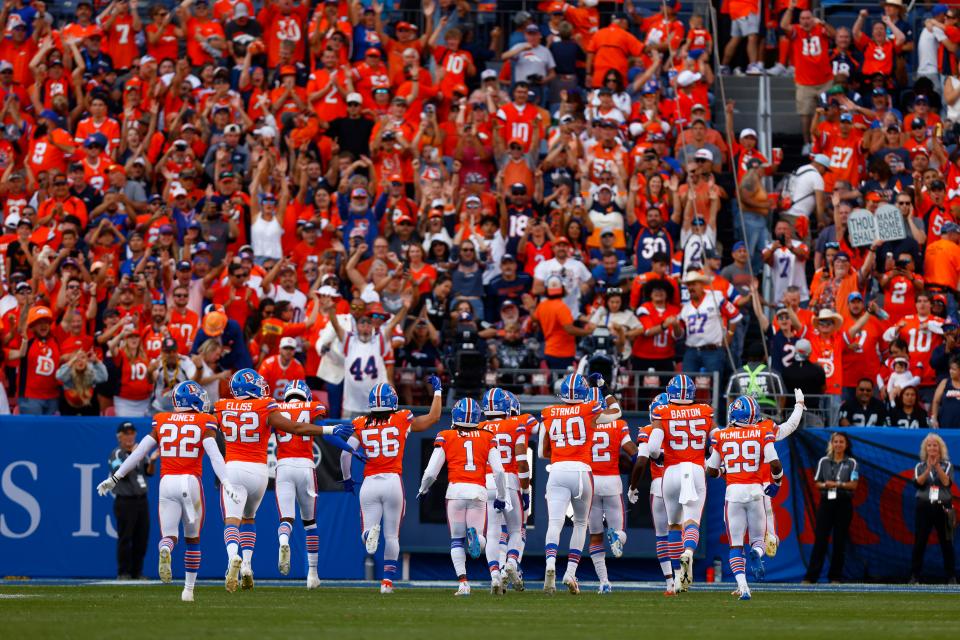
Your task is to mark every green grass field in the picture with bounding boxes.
[2,586,960,639]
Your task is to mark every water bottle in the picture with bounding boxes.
[364,555,376,581]
[851,470,859,482]
[643,367,659,387]
[713,557,723,583]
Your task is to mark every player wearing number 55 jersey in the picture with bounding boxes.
[419,397,510,597]
[215,369,352,593]
[707,396,784,601]
[341,378,443,594]
[647,374,715,594]
[97,382,238,603]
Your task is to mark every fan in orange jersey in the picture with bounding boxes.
[341,378,443,594]
[477,387,533,595]
[418,397,509,597]
[820,113,864,193]
[585,385,635,594]
[706,396,784,601]
[646,374,715,594]
[881,292,944,397]
[97,382,237,602]
[495,83,544,153]
[214,368,353,593]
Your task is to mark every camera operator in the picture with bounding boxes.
[910,434,956,585]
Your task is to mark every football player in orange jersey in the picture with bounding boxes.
[339,378,443,594]
[418,397,510,597]
[585,383,634,594]
[706,396,784,601]
[478,387,533,595]
[502,390,536,590]
[629,393,675,594]
[97,382,239,602]
[647,374,714,593]
[216,369,353,592]
[540,373,619,595]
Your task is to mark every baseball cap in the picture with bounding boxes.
[202,311,227,337]
[481,69,497,81]
[346,92,363,105]
[524,24,541,33]
[500,253,516,263]
[161,337,178,352]
[794,339,812,359]
[279,337,298,350]
[694,148,713,161]
[546,275,564,295]
[739,128,757,139]
[848,291,864,302]
[732,241,746,252]
[812,154,832,170]
[176,260,192,271]
[117,422,137,433]
[943,221,960,234]
[553,236,571,246]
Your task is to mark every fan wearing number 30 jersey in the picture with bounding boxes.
[341,379,443,594]
[214,369,351,594]
[647,374,715,594]
[96,381,236,603]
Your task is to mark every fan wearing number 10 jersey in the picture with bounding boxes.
[96,381,237,603]
[214,369,351,593]
[647,374,715,594]
[341,379,443,594]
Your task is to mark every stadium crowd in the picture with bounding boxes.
[2,0,960,428]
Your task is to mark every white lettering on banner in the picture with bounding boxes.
[0,461,40,539]
[847,209,878,247]
[72,463,100,537]
[874,204,906,243]
[847,206,906,247]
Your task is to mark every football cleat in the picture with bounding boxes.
[380,579,394,594]
[598,582,612,595]
[679,549,693,592]
[765,532,779,557]
[455,581,471,596]
[505,563,523,591]
[278,543,291,576]
[158,546,172,583]
[543,567,557,594]
[751,550,766,582]
[563,575,580,595]
[181,587,194,603]
[307,571,321,590]
[606,528,624,558]
[737,587,752,601]
[240,563,254,590]
[664,577,676,596]
[490,577,505,595]
[465,527,481,560]
[364,524,381,555]
[225,556,242,592]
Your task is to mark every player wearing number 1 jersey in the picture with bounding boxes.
[341,378,442,594]
[707,396,784,601]
[647,374,715,593]
[215,369,351,593]
[419,397,509,597]
[96,382,237,602]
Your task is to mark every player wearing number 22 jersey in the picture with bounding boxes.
[342,380,442,594]
[95,381,234,602]
[647,374,715,593]
[215,368,348,593]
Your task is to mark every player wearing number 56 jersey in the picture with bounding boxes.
[341,379,443,594]
[214,369,351,593]
[647,374,715,594]
[419,397,509,597]
[707,396,785,601]
[96,382,237,602]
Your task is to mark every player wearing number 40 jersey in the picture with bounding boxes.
[96,382,238,603]
[214,369,352,594]
[707,396,787,601]
[647,374,715,594]
[540,373,621,596]
[341,378,443,594]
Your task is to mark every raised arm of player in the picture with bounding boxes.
[268,412,352,438]
[775,389,806,440]
[412,375,444,431]
[97,435,158,495]
[418,446,447,497]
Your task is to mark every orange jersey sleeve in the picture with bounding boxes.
[274,400,327,461]
[215,397,277,463]
[152,411,218,478]
[354,410,414,476]
[590,419,630,476]
[436,428,495,486]
[653,403,714,465]
[540,402,602,465]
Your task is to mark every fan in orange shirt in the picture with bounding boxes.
[257,337,306,400]
[586,15,642,87]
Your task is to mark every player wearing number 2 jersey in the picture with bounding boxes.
[419,397,509,597]
[647,374,715,594]
[341,379,442,594]
[707,396,784,601]
[215,369,351,593]
[96,382,236,603]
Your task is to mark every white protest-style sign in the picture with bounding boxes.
[847,205,907,247]
[874,203,906,243]
[847,209,877,247]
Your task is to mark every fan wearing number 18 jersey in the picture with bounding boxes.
[95,382,235,603]
[214,369,350,593]
[341,379,443,594]
[647,374,715,593]
[707,396,784,601]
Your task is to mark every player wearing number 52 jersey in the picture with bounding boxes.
[419,397,509,597]
[586,386,635,595]
[647,374,715,594]
[341,378,443,594]
[540,373,618,595]
[706,396,784,601]
[214,369,351,593]
[96,382,237,603]
[327,307,395,418]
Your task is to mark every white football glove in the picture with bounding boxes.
[222,482,242,505]
[794,388,805,407]
[96,474,118,496]
[627,487,640,504]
